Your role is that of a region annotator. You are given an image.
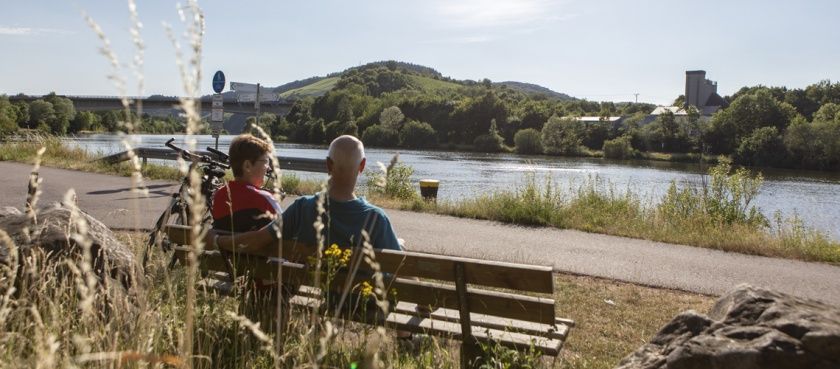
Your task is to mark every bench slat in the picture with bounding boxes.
[164,225,554,293]
[393,302,570,341]
[285,295,564,356]
[386,312,564,356]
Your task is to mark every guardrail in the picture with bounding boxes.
[99,147,327,173]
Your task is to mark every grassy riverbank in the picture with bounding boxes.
[0,231,713,368]
[368,165,840,264]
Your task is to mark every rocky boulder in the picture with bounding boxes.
[615,284,840,369]
[0,202,138,288]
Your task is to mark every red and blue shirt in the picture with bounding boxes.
[211,180,282,233]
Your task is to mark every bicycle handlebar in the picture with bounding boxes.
[164,138,230,169]
[206,146,229,162]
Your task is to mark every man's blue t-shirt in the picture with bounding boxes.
[281,194,401,251]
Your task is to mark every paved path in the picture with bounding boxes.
[2,161,839,305]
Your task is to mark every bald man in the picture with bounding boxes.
[207,135,401,252]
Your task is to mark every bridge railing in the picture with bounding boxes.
[99,147,327,173]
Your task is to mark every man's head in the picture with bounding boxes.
[327,135,366,187]
[229,134,272,187]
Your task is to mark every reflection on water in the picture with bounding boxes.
[65,134,840,239]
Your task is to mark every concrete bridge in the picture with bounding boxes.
[9,94,293,134]
[8,94,293,116]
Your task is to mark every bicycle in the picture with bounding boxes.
[142,138,229,270]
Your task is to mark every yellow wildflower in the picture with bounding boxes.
[358,281,373,297]
[341,248,352,265]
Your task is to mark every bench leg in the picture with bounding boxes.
[454,262,484,369]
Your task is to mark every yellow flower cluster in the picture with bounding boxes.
[358,281,374,297]
[324,244,352,266]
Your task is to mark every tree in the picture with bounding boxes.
[0,96,18,137]
[602,135,635,159]
[704,89,796,154]
[473,119,505,152]
[361,124,399,147]
[44,94,75,134]
[541,116,583,155]
[733,126,786,167]
[69,111,98,133]
[13,102,29,128]
[325,120,358,141]
[379,106,404,130]
[28,99,55,129]
[399,121,437,149]
[513,128,542,154]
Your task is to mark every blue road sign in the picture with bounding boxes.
[212,71,225,93]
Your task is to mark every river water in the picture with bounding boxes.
[65,134,840,239]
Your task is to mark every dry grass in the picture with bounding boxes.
[554,274,714,369]
[0,231,714,369]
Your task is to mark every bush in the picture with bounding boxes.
[658,162,767,227]
[473,133,504,152]
[541,116,583,155]
[513,128,543,154]
[365,161,418,201]
[602,135,635,159]
[399,120,437,149]
[361,124,399,147]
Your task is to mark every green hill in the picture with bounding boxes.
[279,77,338,99]
[276,61,574,101]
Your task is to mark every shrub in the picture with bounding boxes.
[399,120,437,149]
[361,124,399,147]
[541,116,583,155]
[473,133,504,152]
[658,162,767,227]
[602,135,635,159]
[0,96,18,137]
[513,128,543,154]
[365,161,418,201]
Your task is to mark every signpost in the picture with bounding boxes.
[231,81,278,132]
[211,71,226,149]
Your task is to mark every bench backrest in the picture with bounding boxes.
[166,225,556,325]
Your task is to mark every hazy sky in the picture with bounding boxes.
[2,0,838,105]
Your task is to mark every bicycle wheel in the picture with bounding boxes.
[143,199,188,271]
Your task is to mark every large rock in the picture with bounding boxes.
[0,202,138,288]
[615,284,840,369]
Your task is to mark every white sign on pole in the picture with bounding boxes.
[212,94,224,108]
[230,82,259,92]
[211,109,224,122]
[236,92,279,103]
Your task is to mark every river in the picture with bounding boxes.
[65,134,840,239]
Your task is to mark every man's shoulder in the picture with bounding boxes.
[357,197,391,219]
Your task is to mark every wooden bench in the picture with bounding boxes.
[164,225,573,367]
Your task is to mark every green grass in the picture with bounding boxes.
[406,75,464,93]
[279,77,339,99]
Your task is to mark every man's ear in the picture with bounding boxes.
[359,157,366,173]
[326,157,334,175]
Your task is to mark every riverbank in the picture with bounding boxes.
[2,138,838,263]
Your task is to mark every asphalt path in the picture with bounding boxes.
[1,161,839,305]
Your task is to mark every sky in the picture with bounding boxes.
[2,0,839,105]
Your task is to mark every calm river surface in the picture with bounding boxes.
[65,134,840,239]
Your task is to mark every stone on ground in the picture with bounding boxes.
[615,284,840,369]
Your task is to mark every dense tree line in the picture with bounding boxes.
[252,64,839,171]
[0,93,192,136]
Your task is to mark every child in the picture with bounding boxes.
[211,134,281,233]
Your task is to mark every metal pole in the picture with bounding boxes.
[255,83,261,130]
